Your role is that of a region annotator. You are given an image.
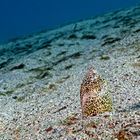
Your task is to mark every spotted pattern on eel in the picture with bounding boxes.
[80,67,112,117]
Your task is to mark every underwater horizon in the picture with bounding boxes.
[0,0,140,44]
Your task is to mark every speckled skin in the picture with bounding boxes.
[80,67,112,117]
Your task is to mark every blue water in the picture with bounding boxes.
[0,0,140,43]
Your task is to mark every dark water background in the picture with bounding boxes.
[0,0,140,44]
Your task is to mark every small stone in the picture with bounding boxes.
[100,55,110,60]
[45,126,53,133]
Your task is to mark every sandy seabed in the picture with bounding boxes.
[0,5,140,140]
